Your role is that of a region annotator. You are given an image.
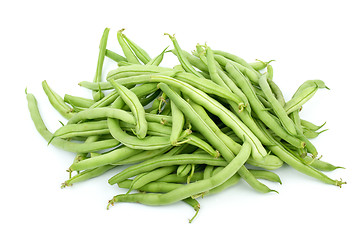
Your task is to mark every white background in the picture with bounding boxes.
[1,0,358,239]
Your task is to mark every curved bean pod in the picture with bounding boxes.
[109,79,148,139]
[92,28,110,101]
[108,153,228,185]
[67,107,136,125]
[165,33,203,78]
[147,46,168,66]
[107,118,173,150]
[284,80,329,114]
[42,80,74,119]
[301,119,326,131]
[105,49,127,62]
[69,145,141,171]
[127,166,177,194]
[107,64,175,80]
[111,146,173,166]
[122,33,151,64]
[64,94,95,108]
[53,120,110,139]
[26,92,119,153]
[62,165,117,188]
[249,59,275,71]
[117,29,140,64]
[177,164,192,177]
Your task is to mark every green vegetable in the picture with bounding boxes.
[26,28,345,223]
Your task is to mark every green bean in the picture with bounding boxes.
[64,94,95,108]
[170,90,185,145]
[111,146,173,166]
[226,63,305,149]
[157,92,168,113]
[147,46,169,66]
[89,90,118,109]
[302,157,344,172]
[127,166,177,194]
[118,179,180,192]
[215,54,260,84]
[170,49,209,73]
[255,119,345,187]
[53,120,109,139]
[268,80,286,107]
[117,179,201,222]
[67,107,136,125]
[303,128,328,139]
[290,110,303,135]
[108,118,172,150]
[158,83,276,193]
[105,49,127,62]
[259,73,297,135]
[165,33,203,78]
[26,92,119,152]
[72,135,100,166]
[266,65,285,107]
[159,100,171,115]
[284,80,329,114]
[62,165,117,188]
[108,153,228,185]
[117,61,135,66]
[117,29,141,64]
[257,95,272,110]
[174,72,243,105]
[139,89,162,109]
[109,79,148,139]
[266,64,274,80]
[69,145,141,171]
[300,119,326,131]
[188,101,241,155]
[119,121,171,137]
[80,72,177,91]
[107,64,175,80]
[42,80,74,119]
[249,170,282,184]
[203,165,215,179]
[92,28,110,101]
[249,59,275,71]
[108,142,251,207]
[177,164,192,177]
[144,113,172,125]
[157,172,204,183]
[212,50,258,73]
[147,96,161,114]
[122,33,151,64]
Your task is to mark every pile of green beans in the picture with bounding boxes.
[26,28,345,222]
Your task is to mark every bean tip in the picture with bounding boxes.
[107,198,115,210]
[336,178,347,188]
[164,33,175,39]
